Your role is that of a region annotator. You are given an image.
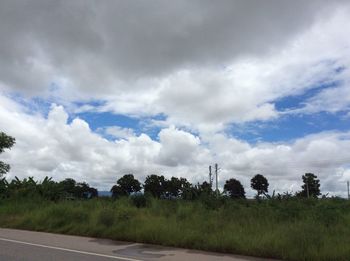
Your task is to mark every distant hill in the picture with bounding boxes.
[98,191,112,197]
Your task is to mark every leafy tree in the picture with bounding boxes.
[197,181,213,196]
[74,182,98,199]
[6,176,38,198]
[59,178,77,197]
[224,178,245,199]
[88,187,98,198]
[110,185,127,198]
[165,177,182,198]
[37,176,61,201]
[0,178,9,198]
[178,178,192,198]
[299,173,321,198]
[0,132,15,177]
[181,184,199,200]
[117,174,141,194]
[111,174,141,198]
[164,177,191,198]
[0,175,97,200]
[251,174,269,197]
[58,178,96,199]
[144,174,166,198]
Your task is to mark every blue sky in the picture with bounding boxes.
[12,75,350,145]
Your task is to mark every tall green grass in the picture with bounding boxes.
[0,197,349,261]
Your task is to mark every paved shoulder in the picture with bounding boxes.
[0,228,278,261]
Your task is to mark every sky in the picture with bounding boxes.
[1,0,350,196]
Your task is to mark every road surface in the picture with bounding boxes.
[0,228,278,261]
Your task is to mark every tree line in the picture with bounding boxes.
[0,176,98,200]
[110,172,321,200]
[0,131,321,201]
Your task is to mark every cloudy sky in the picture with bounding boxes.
[1,0,350,196]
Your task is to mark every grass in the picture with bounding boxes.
[0,197,350,261]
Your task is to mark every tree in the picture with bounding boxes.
[88,187,98,198]
[111,174,141,198]
[75,182,97,199]
[251,174,269,197]
[38,176,61,201]
[110,185,127,198]
[181,184,199,200]
[197,181,213,196]
[59,178,77,196]
[165,177,181,198]
[144,174,166,198]
[163,177,193,199]
[0,132,15,177]
[299,173,321,198]
[224,178,245,199]
[0,178,9,198]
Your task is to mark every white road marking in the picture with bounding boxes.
[0,237,143,261]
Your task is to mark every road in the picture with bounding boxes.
[0,228,278,261]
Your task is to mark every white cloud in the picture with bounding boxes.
[102,126,135,139]
[157,126,210,167]
[1,1,350,131]
[0,96,350,197]
[206,132,350,197]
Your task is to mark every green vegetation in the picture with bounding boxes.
[0,176,98,201]
[224,178,246,199]
[297,173,321,198]
[251,174,269,198]
[0,131,15,176]
[0,197,350,261]
[111,174,142,198]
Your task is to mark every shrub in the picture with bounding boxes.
[130,194,147,208]
[97,209,115,227]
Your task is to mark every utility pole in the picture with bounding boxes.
[215,163,218,196]
[209,165,212,188]
[306,182,310,199]
[347,181,349,200]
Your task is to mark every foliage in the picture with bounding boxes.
[1,197,350,261]
[197,181,213,196]
[297,173,321,198]
[111,174,141,198]
[224,178,245,199]
[164,177,191,198]
[181,184,199,200]
[97,209,115,227]
[0,176,98,200]
[130,193,147,208]
[251,174,269,197]
[144,174,167,198]
[0,132,15,177]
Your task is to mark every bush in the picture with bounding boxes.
[130,194,147,208]
[97,209,115,227]
[1,197,350,261]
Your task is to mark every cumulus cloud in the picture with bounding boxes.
[157,126,209,167]
[101,126,135,139]
[0,96,208,188]
[1,96,350,196]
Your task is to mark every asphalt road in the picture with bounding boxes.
[0,228,278,261]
